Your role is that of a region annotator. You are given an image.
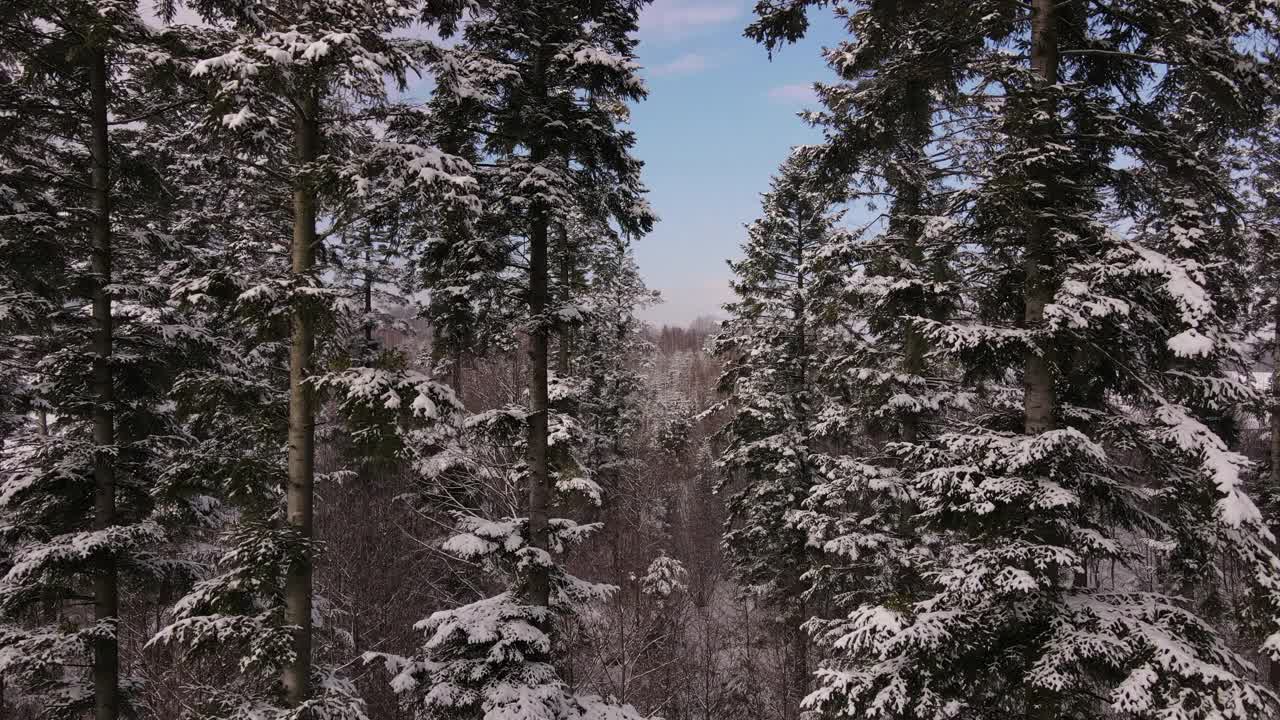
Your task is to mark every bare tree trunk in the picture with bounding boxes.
[88,47,119,720]
[283,89,320,708]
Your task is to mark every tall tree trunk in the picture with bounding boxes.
[897,175,925,445]
[1026,1,1059,717]
[557,223,571,378]
[527,199,552,609]
[363,230,374,359]
[789,221,810,719]
[890,7,932,448]
[88,47,119,720]
[1024,0,1058,438]
[283,89,320,708]
[1270,284,1280,689]
[526,43,553,611]
[897,81,929,444]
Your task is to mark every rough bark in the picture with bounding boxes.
[557,222,571,378]
[897,81,930,445]
[283,89,319,708]
[1271,285,1280,689]
[89,46,119,720]
[1026,1,1060,716]
[527,198,552,609]
[526,43,553,611]
[363,230,374,358]
[789,215,810,719]
[1024,0,1058,438]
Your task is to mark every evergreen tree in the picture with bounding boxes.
[751,0,975,448]
[712,154,848,716]
[575,230,657,493]
[146,2,474,717]
[747,5,976,655]
[1240,93,1280,692]
[751,2,1280,718]
[0,5,211,716]
[379,1,657,717]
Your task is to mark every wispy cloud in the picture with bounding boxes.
[640,0,742,40]
[766,83,818,104]
[649,53,715,77]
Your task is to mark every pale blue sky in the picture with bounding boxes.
[630,1,843,324]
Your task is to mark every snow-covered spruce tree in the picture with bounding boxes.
[135,73,300,714]
[0,4,131,714]
[393,81,515,395]
[749,0,979,447]
[559,225,665,704]
[1250,114,1280,587]
[375,2,657,717]
[750,2,1280,718]
[0,5,220,717]
[1249,109,1280,689]
[748,1,977,636]
[575,229,657,496]
[711,153,850,715]
[3,18,320,714]
[144,3,475,717]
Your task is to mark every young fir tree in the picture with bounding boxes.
[575,229,657,494]
[712,154,849,717]
[373,2,656,717]
[752,2,1280,718]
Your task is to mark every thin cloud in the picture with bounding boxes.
[767,83,818,104]
[649,53,714,77]
[640,0,742,39]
